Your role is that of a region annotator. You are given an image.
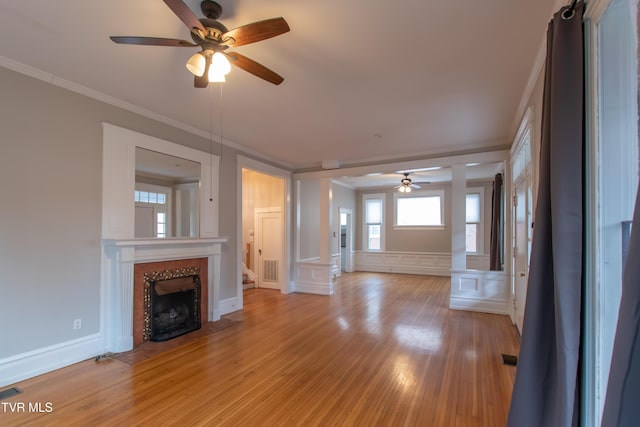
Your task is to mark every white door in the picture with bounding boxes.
[255,210,282,290]
[135,205,154,238]
[513,179,528,334]
[339,208,354,273]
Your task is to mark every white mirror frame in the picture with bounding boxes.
[101,123,219,239]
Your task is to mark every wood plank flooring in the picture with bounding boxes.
[0,273,520,426]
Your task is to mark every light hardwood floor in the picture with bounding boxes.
[1,273,520,426]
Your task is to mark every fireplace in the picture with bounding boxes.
[147,271,201,342]
[132,257,210,347]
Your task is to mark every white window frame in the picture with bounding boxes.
[393,189,445,230]
[465,187,484,254]
[363,193,385,251]
[584,0,640,424]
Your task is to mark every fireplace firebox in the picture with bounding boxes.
[147,272,201,342]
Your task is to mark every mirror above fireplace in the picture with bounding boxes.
[135,147,201,238]
[101,123,220,240]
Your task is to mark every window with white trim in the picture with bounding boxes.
[134,184,171,238]
[394,189,445,229]
[363,194,385,251]
[466,188,484,253]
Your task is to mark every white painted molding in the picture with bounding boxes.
[102,238,227,352]
[585,0,613,21]
[238,155,293,300]
[355,251,451,276]
[331,253,341,278]
[219,297,241,316]
[354,251,491,276]
[450,269,510,315]
[102,123,220,239]
[295,261,334,295]
[0,334,102,388]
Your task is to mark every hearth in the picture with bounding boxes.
[145,268,201,342]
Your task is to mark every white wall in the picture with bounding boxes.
[297,179,321,260]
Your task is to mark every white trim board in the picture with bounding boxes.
[0,334,102,388]
[354,251,490,276]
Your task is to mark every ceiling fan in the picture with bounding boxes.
[110,0,290,87]
[395,173,423,193]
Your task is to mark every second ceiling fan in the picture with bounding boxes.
[110,0,290,86]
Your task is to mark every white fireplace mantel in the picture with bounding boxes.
[101,237,228,353]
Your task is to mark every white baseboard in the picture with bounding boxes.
[219,297,241,316]
[0,333,103,388]
[356,264,451,276]
[295,281,334,295]
[449,297,510,315]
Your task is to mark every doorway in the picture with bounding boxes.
[510,110,533,334]
[513,176,530,334]
[240,162,289,294]
[255,208,283,289]
[339,208,353,273]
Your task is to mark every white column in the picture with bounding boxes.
[319,178,333,264]
[451,164,466,271]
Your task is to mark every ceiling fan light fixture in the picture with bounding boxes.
[208,69,226,82]
[186,52,206,76]
[211,52,231,75]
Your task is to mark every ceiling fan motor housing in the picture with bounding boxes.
[201,0,223,19]
[191,18,229,45]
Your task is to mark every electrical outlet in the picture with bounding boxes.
[73,319,82,330]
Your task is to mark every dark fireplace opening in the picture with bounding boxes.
[150,275,201,342]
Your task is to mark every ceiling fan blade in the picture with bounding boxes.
[163,0,207,39]
[110,36,197,47]
[222,17,290,47]
[411,184,421,189]
[224,52,284,85]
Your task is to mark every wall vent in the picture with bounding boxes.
[263,259,279,282]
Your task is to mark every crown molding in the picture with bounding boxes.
[0,55,294,171]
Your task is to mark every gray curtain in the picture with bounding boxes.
[507,2,584,427]
[489,173,503,271]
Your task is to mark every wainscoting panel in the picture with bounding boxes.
[354,251,452,276]
[450,269,510,314]
[295,261,334,295]
[331,254,341,278]
[354,251,492,276]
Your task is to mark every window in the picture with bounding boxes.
[465,188,484,253]
[394,190,445,229]
[135,190,167,204]
[584,0,640,422]
[363,194,385,251]
[134,184,171,238]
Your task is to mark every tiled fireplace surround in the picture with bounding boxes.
[102,238,226,353]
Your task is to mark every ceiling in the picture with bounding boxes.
[0,0,558,170]
[333,162,504,190]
